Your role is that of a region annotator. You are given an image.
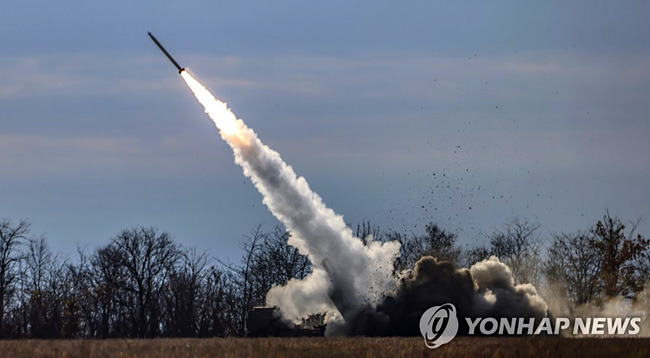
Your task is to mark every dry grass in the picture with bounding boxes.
[0,337,648,358]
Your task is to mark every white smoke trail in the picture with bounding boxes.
[180,71,401,323]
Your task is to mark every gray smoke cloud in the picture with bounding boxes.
[336,256,549,336]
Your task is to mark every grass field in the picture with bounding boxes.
[0,337,648,358]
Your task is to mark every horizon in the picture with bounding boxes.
[1,1,649,262]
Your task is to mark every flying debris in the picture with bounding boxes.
[148,32,185,73]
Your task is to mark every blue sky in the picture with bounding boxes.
[1,1,649,260]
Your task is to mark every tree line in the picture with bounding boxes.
[0,211,648,338]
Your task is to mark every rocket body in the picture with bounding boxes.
[148,32,185,73]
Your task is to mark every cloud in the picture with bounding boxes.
[0,133,226,181]
[0,134,141,175]
[1,47,648,258]
[0,54,272,101]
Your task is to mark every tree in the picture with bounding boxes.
[163,247,209,337]
[590,212,649,297]
[460,246,490,268]
[488,218,542,285]
[636,245,650,286]
[90,243,128,337]
[545,232,602,306]
[61,248,91,338]
[226,225,312,335]
[22,236,65,338]
[96,226,180,337]
[393,223,461,271]
[255,226,311,287]
[195,266,239,337]
[0,219,30,337]
[355,221,382,244]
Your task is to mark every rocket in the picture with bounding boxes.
[148,32,185,74]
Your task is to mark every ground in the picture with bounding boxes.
[0,337,648,357]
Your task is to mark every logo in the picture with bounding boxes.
[419,303,459,349]
[418,302,644,349]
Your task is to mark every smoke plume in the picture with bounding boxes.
[180,70,549,335]
[336,256,548,335]
[181,71,400,324]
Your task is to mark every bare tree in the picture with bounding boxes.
[355,221,382,244]
[0,219,30,337]
[226,225,312,335]
[196,266,239,337]
[23,236,65,338]
[460,246,490,268]
[394,223,461,271]
[488,217,543,285]
[545,232,602,306]
[98,227,180,337]
[163,247,209,337]
[90,244,128,337]
[256,226,311,286]
[236,225,265,323]
[61,247,92,338]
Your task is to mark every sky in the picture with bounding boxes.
[1,1,649,262]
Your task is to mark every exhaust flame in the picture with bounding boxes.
[181,71,244,139]
[180,70,401,324]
